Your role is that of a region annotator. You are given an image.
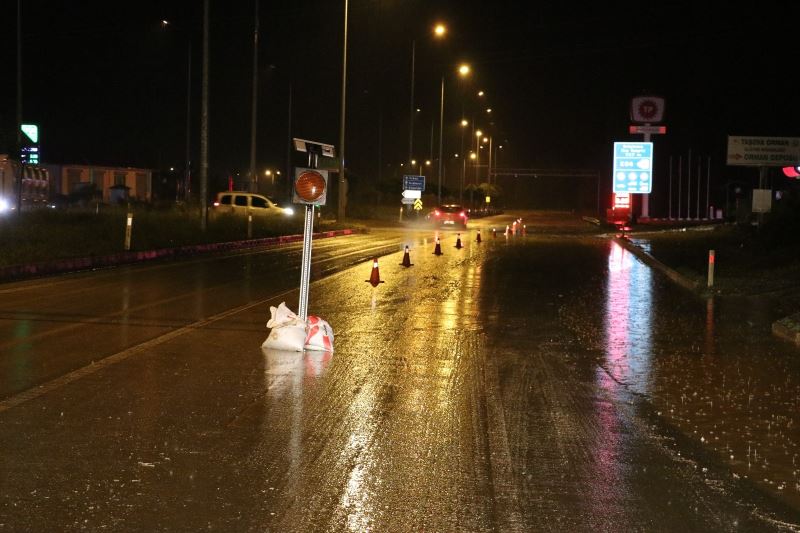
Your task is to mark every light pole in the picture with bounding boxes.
[248,0,260,193]
[433,23,447,204]
[337,0,349,220]
[475,130,482,185]
[161,19,194,204]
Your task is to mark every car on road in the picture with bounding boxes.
[211,191,294,220]
[428,204,468,229]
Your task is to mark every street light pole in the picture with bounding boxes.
[248,0,260,193]
[337,0,349,221]
[408,40,415,165]
[200,0,210,231]
[437,75,444,203]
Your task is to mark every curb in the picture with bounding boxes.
[612,236,701,292]
[614,235,800,347]
[772,313,800,346]
[0,228,359,283]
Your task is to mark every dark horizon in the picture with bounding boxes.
[1,1,798,209]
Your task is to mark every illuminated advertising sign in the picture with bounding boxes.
[613,142,653,193]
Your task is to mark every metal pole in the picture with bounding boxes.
[16,0,23,212]
[337,0,348,221]
[686,148,692,220]
[488,136,493,186]
[408,40,415,165]
[678,155,682,219]
[705,156,711,219]
[437,75,444,204]
[286,82,292,201]
[184,40,192,203]
[200,0,210,230]
[298,205,314,320]
[668,155,673,219]
[696,158,701,219]
[248,0,260,193]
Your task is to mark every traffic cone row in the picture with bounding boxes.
[368,227,505,289]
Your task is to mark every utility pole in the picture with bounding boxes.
[200,0,210,230]
[408,40,415,165]
[248,0,259,193]
[337,0,348,221]
[183,40,192,202]
[16,0,23,212]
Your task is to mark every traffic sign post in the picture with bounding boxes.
[613,142,654,194]
[402,175,425,191]
[292,138,335,321]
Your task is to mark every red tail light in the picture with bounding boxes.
[459,211,466,218]
[434,210,440,216]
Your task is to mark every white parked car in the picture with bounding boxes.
[211,191,294,220]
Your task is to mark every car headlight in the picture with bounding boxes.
[284,207,294,216]
[0,198,9,213]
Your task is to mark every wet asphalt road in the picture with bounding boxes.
[1,212,799,531]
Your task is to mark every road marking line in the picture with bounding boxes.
[0,289,296,414]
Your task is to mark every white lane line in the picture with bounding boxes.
[0,288,296,414]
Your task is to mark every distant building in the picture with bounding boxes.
[54,164,152,203]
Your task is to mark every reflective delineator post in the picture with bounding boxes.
[247,214,253,239]
[476,229,482,243]
[707,249,715,288]
[492,228,497,238]
[455,233,462,249]
[298,204,315,320]
[124,211,133,251]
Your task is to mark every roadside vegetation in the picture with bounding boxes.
[632,194,800,296]
[0,205,354,268]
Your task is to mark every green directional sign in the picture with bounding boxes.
[21,124,39,143]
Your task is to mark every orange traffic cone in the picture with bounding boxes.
[455,233,463,249]
[400,245,413,267]
[433,237,443,255]
[492,227,497,238]
[365,258,385,287]
[476,229,482,243]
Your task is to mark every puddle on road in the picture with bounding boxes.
[595,240,800,507]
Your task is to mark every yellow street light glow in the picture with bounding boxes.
[264,169,272,176]
[460,119,468,127]
[425,160,431,166]
[469,153,477,160]
[411,159,417,165]
[478,90,485,97]
[476,130,483,137]
[483,137,488,143]
[434,24,447,37]
[161,20,169,26]
[458,64,470,76]
[486,108,492,113]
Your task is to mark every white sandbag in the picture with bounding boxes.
[304,315,334,352]
[262,302,306,352]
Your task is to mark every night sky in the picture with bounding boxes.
[1,1,798,210]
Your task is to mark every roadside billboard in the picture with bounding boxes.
[727,136,800,167]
